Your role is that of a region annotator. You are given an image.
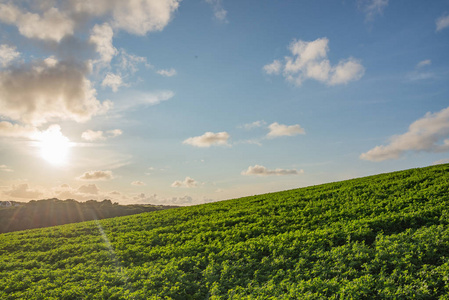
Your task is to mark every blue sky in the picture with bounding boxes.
[0,0,448,205]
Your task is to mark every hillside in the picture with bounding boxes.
[1,164,449,299]
[0,198,178,234]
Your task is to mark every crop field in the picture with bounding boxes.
[1,164,449,299]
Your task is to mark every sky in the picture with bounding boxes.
[0,0,449,206]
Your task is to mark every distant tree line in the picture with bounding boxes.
[0,198,178,233]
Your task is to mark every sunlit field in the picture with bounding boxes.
[2,164,449,298]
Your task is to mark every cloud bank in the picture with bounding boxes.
[3,183,42,199]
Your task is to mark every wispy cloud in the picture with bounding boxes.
[205,0,228,23]
[405,59,434,81]
[131,181,146,186]
[157,68,177,77]
[81,129,122,141]
[241,165,304,176]
[263,60,282,75]
[436,14,449,31]
[264,37,364,86]
[416,59,431,68]
[183,131,230,148]
[102,73,126,92]
[360,106,449,161]
[358,0,389,22]
[241,120,267,130]
[115,90,175,110]
[0,164,13,172]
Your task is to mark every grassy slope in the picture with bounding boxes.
[1,164,449,299]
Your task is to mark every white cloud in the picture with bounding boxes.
[267,122,305,138]
[238,139,263,146]
[81,129,122,141]
[131,181,146,186]
[406,72,435,82]
[436,14,449,31]
[108,129,123,138]
[77,184,99,194]
[77,170,114,181]
[359,0,389,22]
[69,0,180,35]
[406,60,434,81]
[0,1,181,42]
[0,44,20,68]
[117,50,150,73]
[90,23,117,66]
[171,176,198,188]
[183,131,230,147]
[3,183,42,199]
[156,68,177,77]
[241,165,304,176]
[263,60,282,75]
[205,0,228,23]
[416,59,431,68]
[0,4,75,42]
[0,121,39,138]
[44,56,58,67]
[328,58,365,85]
[0,164,13,172]
[0,60,111,125]
[81,130,104,141]
[107,0,181,35]
[102,73,125,92]
[360,106,449,161]
[264,38,364,86]
[241,120,266,130]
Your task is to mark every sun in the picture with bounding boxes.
[37,125,71,165]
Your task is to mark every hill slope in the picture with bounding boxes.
[2,164,449,299]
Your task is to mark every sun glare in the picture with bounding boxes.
[37,125,71,165]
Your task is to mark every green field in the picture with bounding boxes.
[2,164,449,299]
